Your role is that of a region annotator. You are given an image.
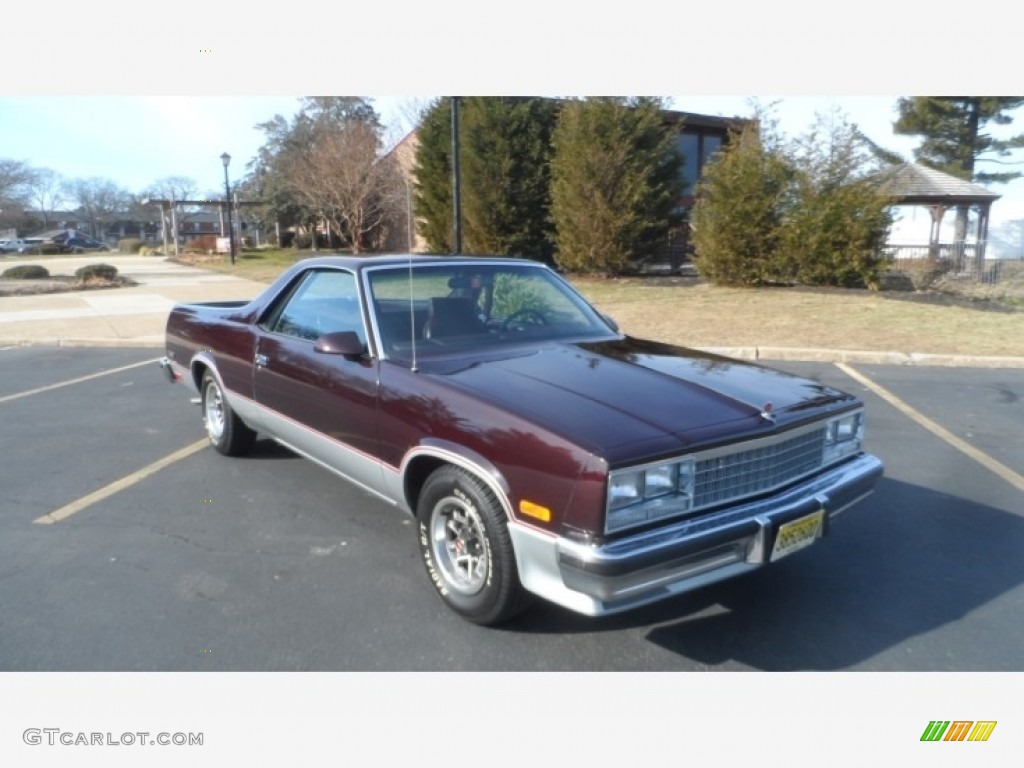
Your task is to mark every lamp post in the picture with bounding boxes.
[220,152,236,265]
[450,96,462,254]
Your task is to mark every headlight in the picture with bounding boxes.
[606,459,695,534]
[824,411,864,464]
[608,471,642,510]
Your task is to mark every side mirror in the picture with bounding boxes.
[601,313,620,332]
[314,331,365,358]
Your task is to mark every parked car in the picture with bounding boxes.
[0,238,31,253]
[161,255,883,625]
[60,235,110,253]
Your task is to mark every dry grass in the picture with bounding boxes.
[574,276,1023,358]
[184,250,1024,358]
[170,249,304,284]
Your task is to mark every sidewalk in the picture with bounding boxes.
[1,254,1022,367]
[0,255,268,348]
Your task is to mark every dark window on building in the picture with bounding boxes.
[676,133,700,194]
[701,134,723,171]
[676,130,728,197]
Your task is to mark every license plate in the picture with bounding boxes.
[770,510,824,561]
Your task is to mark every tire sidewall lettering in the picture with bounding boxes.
[418,521,449,597]
[415,466,529,624]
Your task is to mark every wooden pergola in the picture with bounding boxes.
[142,197,263,257]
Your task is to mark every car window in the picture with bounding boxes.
[266,269,367,345]
[368,263,612,358]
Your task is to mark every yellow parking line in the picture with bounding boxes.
[0,358,161,405]
[837,363,1024,493]
[34,439,210,525]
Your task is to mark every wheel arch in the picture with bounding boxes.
[401,440,514,522]
[189,351,219,393]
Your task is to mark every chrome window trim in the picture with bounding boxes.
[359,258,614,363]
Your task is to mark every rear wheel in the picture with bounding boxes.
[201,371,256,456]
[416,465,533,625]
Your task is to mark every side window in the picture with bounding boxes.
[265,270,367,344]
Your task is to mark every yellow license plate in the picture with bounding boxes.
[770,510,824,561]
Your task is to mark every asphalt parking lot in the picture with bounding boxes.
[1,346,1022,671]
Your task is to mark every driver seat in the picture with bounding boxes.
[423,297,486,340]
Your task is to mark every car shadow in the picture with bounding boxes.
[243,438,302,460]
[501,477,1024,670]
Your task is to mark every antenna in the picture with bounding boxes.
[408,254,418,373]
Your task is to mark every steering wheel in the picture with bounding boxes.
[502,308,548,330]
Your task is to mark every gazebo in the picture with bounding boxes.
[881,163,1001,273]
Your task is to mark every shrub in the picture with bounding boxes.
[898,256,952,291]
[118,238,145,254]
[75,263,118,282]
[2,264,50,279]
[692,108,893,289]
[691,123,794,286]
[184,235,219,253]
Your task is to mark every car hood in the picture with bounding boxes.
[423,337,858,462]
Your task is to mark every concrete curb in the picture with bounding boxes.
[3,337,1022,368]
[697,346,1024,369]
[0,337,164,349]
[2,255,1021,367]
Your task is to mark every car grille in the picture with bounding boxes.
[693,427,826,509]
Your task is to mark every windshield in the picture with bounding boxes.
[367,262,614,359]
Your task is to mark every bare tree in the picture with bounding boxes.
[63,177,130,239]
[283,120,400,253]
[0,158,34,202]
[144,176,199,204]
[142,176,203,241]
[24,168,65,228]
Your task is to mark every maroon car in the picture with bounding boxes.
[162,255,883,625]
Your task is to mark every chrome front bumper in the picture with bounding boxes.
[509,453,883,617]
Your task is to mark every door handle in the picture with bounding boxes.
[255,353,268,368]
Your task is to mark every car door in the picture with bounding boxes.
[252,267,384,495]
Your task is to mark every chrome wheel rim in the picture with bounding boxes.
[429,495,489,595]
[204,380,225,442]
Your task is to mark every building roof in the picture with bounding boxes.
[882,163,1002,205]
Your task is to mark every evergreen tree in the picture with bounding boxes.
[411,98,455,253]
[413,97,559,258]
[550,97,684,274]
[460,97,558,260]
[782,111,893,288]
[894,97,1024,239]
[690,116,793,285]
[692,108,893,288]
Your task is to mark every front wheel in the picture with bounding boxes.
[417,466,533,625]
[201,371,256,456]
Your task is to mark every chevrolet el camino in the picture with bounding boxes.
[162,255,883,625]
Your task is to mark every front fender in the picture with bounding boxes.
[400,439,514,521]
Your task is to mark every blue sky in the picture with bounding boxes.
[0,94,919,195]
[4,94,1022,236]
[3,5,1022,229]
